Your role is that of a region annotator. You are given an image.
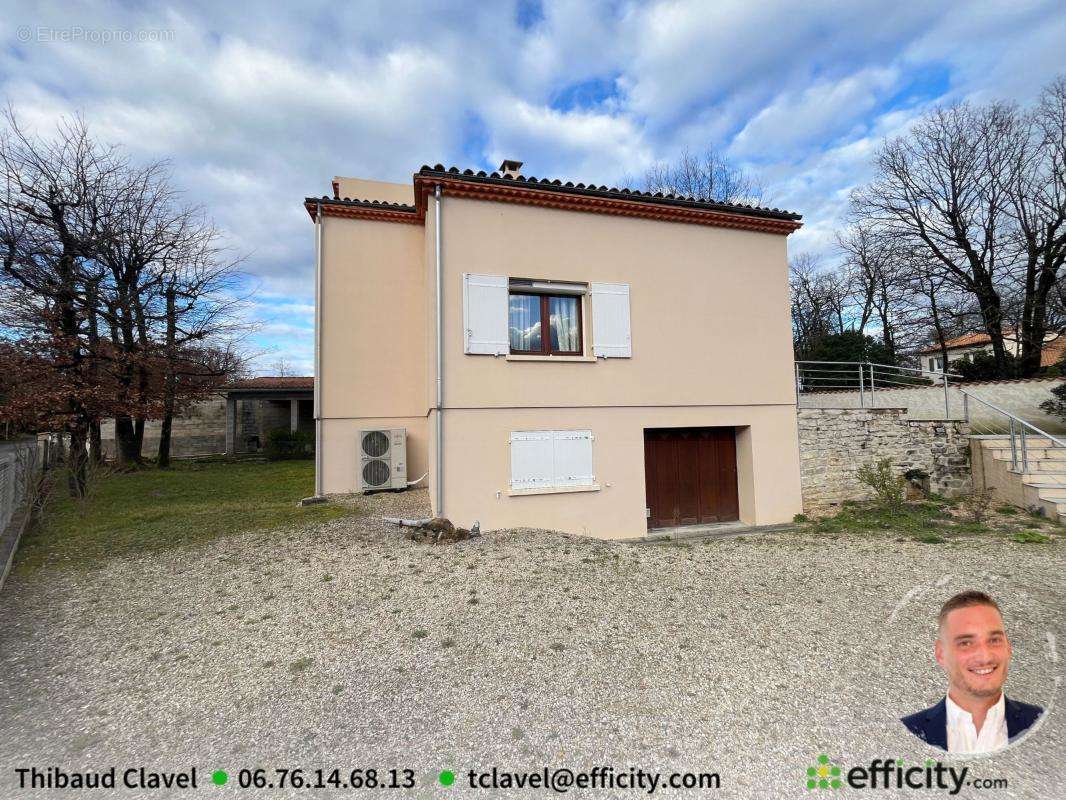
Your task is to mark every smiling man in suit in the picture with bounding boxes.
[902,591,1044,754]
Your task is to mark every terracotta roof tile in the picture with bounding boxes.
[1041,336,1066,367]
[415,164,802,222]
[919,332,994,353]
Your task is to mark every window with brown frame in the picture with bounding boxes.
[508,291,583,355]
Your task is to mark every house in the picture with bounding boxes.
[920,330,1066,373]
[222,377,315,455]
[99,376,315,459]
[304,161,804,539]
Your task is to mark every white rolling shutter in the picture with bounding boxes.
[552,430,594,487]
[510,429,594,490]
[509,431,554,489]
[463,273,509,355]
[590,282,631,358]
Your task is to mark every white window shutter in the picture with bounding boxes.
[552,430,594,487]
[591,282,631,358]
[463,273,509,355]
[510,431,554,489]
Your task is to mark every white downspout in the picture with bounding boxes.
[313,201,324,497]
[434,184,444,517]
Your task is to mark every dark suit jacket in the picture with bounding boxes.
[901,696,1044,750]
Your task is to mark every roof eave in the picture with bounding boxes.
[412,173,801,235]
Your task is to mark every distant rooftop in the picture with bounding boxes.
[225,376,314,392]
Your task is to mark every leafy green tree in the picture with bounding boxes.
[797,331,894,365]
[1039,382,1066,422]
[950,352,1018,382]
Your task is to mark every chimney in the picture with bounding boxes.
[498,159,523,178]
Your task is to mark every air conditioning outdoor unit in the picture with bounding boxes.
[358,428,408,492]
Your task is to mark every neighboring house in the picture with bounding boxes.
[100,376,314,459]
[222,377,315,455]
[920,330,1066,373]
[304,161,804,539]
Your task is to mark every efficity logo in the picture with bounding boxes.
[803,754,971,795]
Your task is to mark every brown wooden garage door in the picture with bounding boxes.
[644,427,739,529]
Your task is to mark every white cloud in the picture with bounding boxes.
[731,68,900,159]
[1,0,1064,370]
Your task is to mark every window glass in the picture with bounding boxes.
[549,296,580,352]
[509,294,542,352]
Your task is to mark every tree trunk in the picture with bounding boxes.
[86,281,104,465]
[132,295,150,457]
[1018,252,1059,378]
[972,276,1010,375]
[157,286,177,469]
[114,417,140,464]
[67,424,89,497]
[89,420,102,465]
[111,309,142,466]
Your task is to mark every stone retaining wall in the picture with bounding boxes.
[797,408,972,515]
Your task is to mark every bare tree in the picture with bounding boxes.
[854,102,1018,372]
[1001,76,1066,374]
[1,108,249,486]
[0,110,127,495]
[642,148,765,205]
[155,221,248,468]
[837,221,911,362]
[852,76,1066,378]
[789,253,852,354]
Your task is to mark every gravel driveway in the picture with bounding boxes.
[0,489,1062,799]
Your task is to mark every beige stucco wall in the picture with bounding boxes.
[332,177,414,205]
[320,416,428,494]
[318,215,427,492]
[440,405,802,539]
[436,198,797,408]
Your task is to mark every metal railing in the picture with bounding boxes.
[795,360,962,418]
[958,388,1066,479]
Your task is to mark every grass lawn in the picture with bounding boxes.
[14,459,358,573]
[796,495,1061,545]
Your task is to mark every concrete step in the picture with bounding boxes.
[976,439,1061,445]
[988,447,1066,460]
[1019,473,1066,485]
[1013,460,1066,472]
[975,436,1066,523]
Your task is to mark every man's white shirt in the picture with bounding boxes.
[945,693,1008,754]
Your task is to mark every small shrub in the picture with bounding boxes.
[856,459,906,509]
[411,629,429,639]
[958,489,996,524]
[915,532,947,544]
[1039,381,1066,422]
[1013,531,1052,544]
[793,513,809,523]
[995,505,1019,516]
[265,428,315,461]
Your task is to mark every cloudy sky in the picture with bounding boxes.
[2,0,1064,374]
